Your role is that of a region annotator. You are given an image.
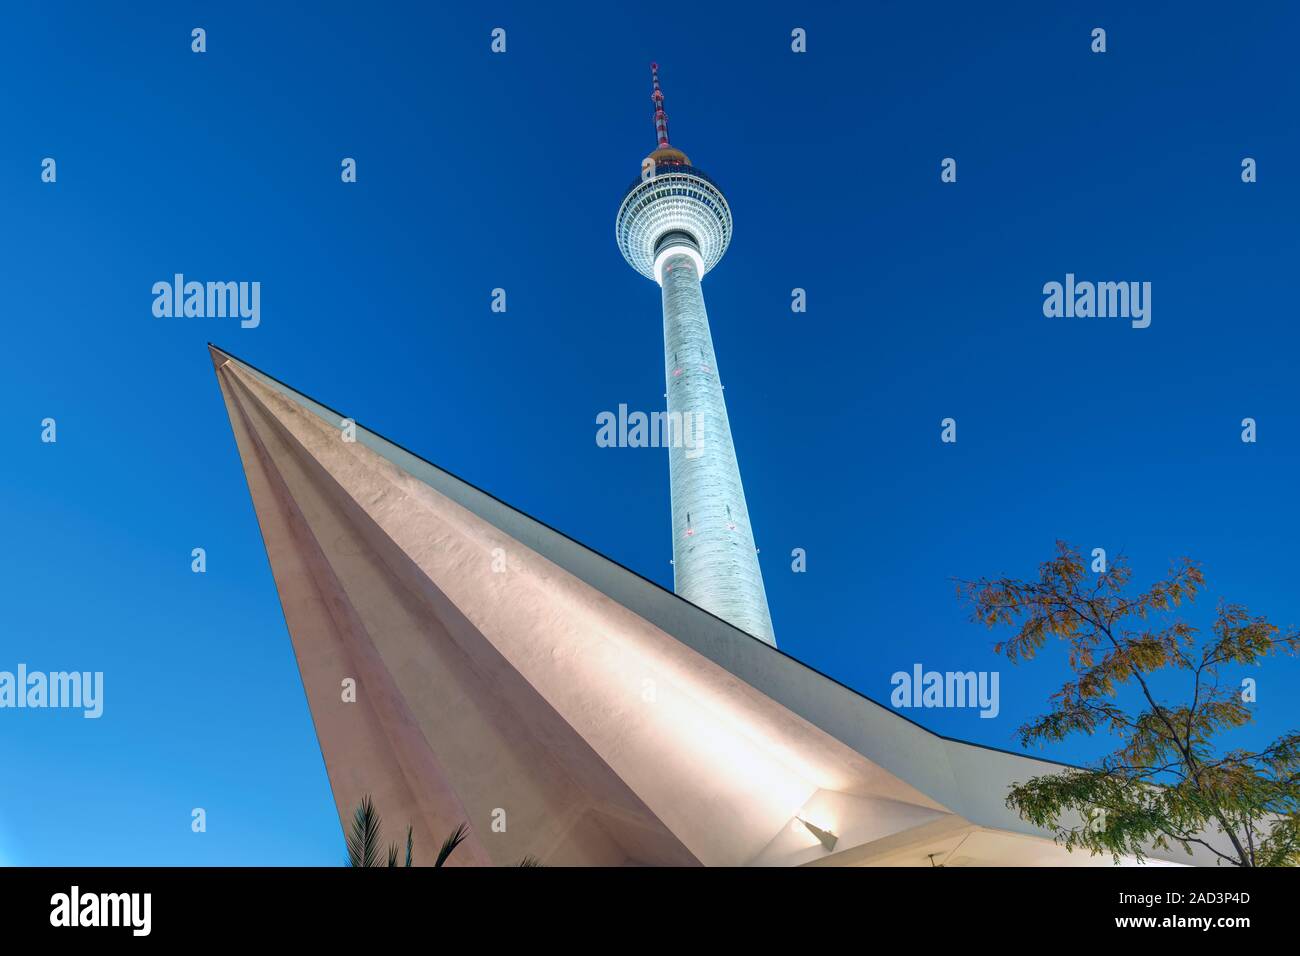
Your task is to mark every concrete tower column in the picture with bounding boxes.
[659,246,774,644]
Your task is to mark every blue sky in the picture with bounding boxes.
[2,1,1298,865]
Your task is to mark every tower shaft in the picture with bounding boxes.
[661,251,775,644]
[617,63,775,645]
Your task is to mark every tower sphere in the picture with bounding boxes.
[616,164,732,283]
[615,134,732,281]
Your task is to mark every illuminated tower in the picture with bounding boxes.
[615,63,775,646]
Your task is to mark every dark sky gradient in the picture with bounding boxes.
[2,1,1297,864]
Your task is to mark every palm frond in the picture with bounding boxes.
[404,825,414,867]
[346,794,383,868]
[518,855,543,867]
[435,822,469,867]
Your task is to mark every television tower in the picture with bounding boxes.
[615,63,775,646]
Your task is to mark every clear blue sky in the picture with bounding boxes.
[2,1,1297,865]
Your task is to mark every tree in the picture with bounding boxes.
[960,541,1300,866]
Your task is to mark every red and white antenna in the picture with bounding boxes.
[650,62,671,149]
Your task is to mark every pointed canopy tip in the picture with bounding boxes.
[208,342,232,372]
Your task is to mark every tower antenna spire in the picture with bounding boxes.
[650,62,671,149]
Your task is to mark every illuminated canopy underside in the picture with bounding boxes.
[210,345,1220,867]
